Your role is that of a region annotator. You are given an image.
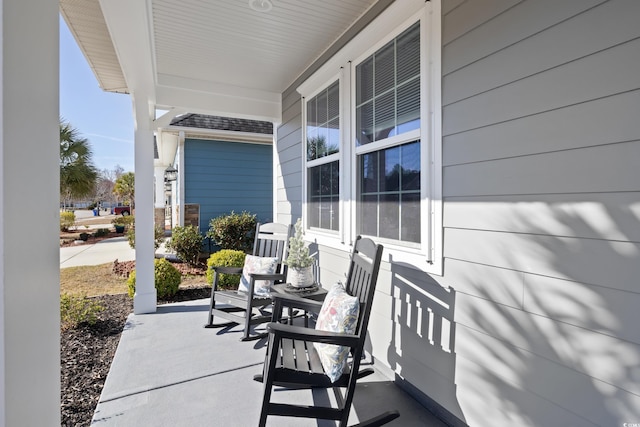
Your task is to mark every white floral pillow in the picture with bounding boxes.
[238,255,279,297]
[313,282,360,383]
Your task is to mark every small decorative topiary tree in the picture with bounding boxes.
[165,225,204,265]
[127,258,182,299]
[206,249,246,289]
[207,211,257,252]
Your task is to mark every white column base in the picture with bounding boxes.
[134,289,158,314]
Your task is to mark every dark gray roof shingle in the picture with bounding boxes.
[170,113,273,135]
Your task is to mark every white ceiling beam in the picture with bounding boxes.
[156,85,281,123]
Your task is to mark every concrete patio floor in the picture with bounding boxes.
[92,298,449,426]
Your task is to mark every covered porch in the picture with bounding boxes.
[92,298,447,426]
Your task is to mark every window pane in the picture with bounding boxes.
[317,126,329,158]
[401,193,420,242]
[307,97,317,128]
[309,167,320,196]
[327,118,340,155]
[375,40,395,95]
[308,199,320,228]
[356,57,373,105]
[380,194,399,240]
[361,194,378,236]
[401,142,420,191]
[358,141,420,243]
[330,196,339,231]
[356,101,374,145]
[374,91,395,140]
[328,82,339,120]
[320,199,332,229]
[317,90,328,124]
[361,152,378,193]
[382,146,400,192]
[307,80,339,160]
[397,77,420,134]
[308,161,339,231]
[356,21,420,145]
[397,23,420,85]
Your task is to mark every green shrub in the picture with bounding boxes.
[127,258,182,299]
[60,211,76,232]
[206,211,257,252]
[60,294,104,330]
[206,249,246,289]
[93,228,110,237]
[126,224,165,250]
[166,225,203,265]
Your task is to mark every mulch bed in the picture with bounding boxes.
[61,282,211,426]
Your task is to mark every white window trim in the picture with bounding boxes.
[297,0,442,275]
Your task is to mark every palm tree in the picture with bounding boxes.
[60,119,98,207]
[113,172,135,208]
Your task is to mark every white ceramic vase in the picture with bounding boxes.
[288,266,314,288]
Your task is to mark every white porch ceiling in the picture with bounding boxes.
[60,0,380,122]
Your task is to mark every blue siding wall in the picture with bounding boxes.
[184,138,273,233]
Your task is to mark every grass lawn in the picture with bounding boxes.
[60,262,208,297]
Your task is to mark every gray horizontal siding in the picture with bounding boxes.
[272,0,640,425]
[444,140,640,196]
[444,38,640,135]
[444,90,640,166]
[442,0,605,75]
[444,0,640,106]
[276,91,303,223]
[444,192,640,242]
[441,0,640,425]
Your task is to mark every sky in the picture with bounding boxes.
[59,17,135,173]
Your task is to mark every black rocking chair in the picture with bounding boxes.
[254,236,400,426]
[204,222,292,341]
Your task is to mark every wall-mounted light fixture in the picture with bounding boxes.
[164,165,178,182]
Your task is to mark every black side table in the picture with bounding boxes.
[271,283,328,326]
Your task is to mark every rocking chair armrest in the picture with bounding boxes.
[248,272,286,282]
[266,322,360,347]
[210,266,243,275]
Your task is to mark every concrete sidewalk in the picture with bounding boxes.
[60,236,136,268]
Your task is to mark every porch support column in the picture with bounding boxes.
[132,92,156,314]
[1,0,60,423]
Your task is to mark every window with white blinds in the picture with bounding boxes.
[355,22,422,244]
[356,22,420,146]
